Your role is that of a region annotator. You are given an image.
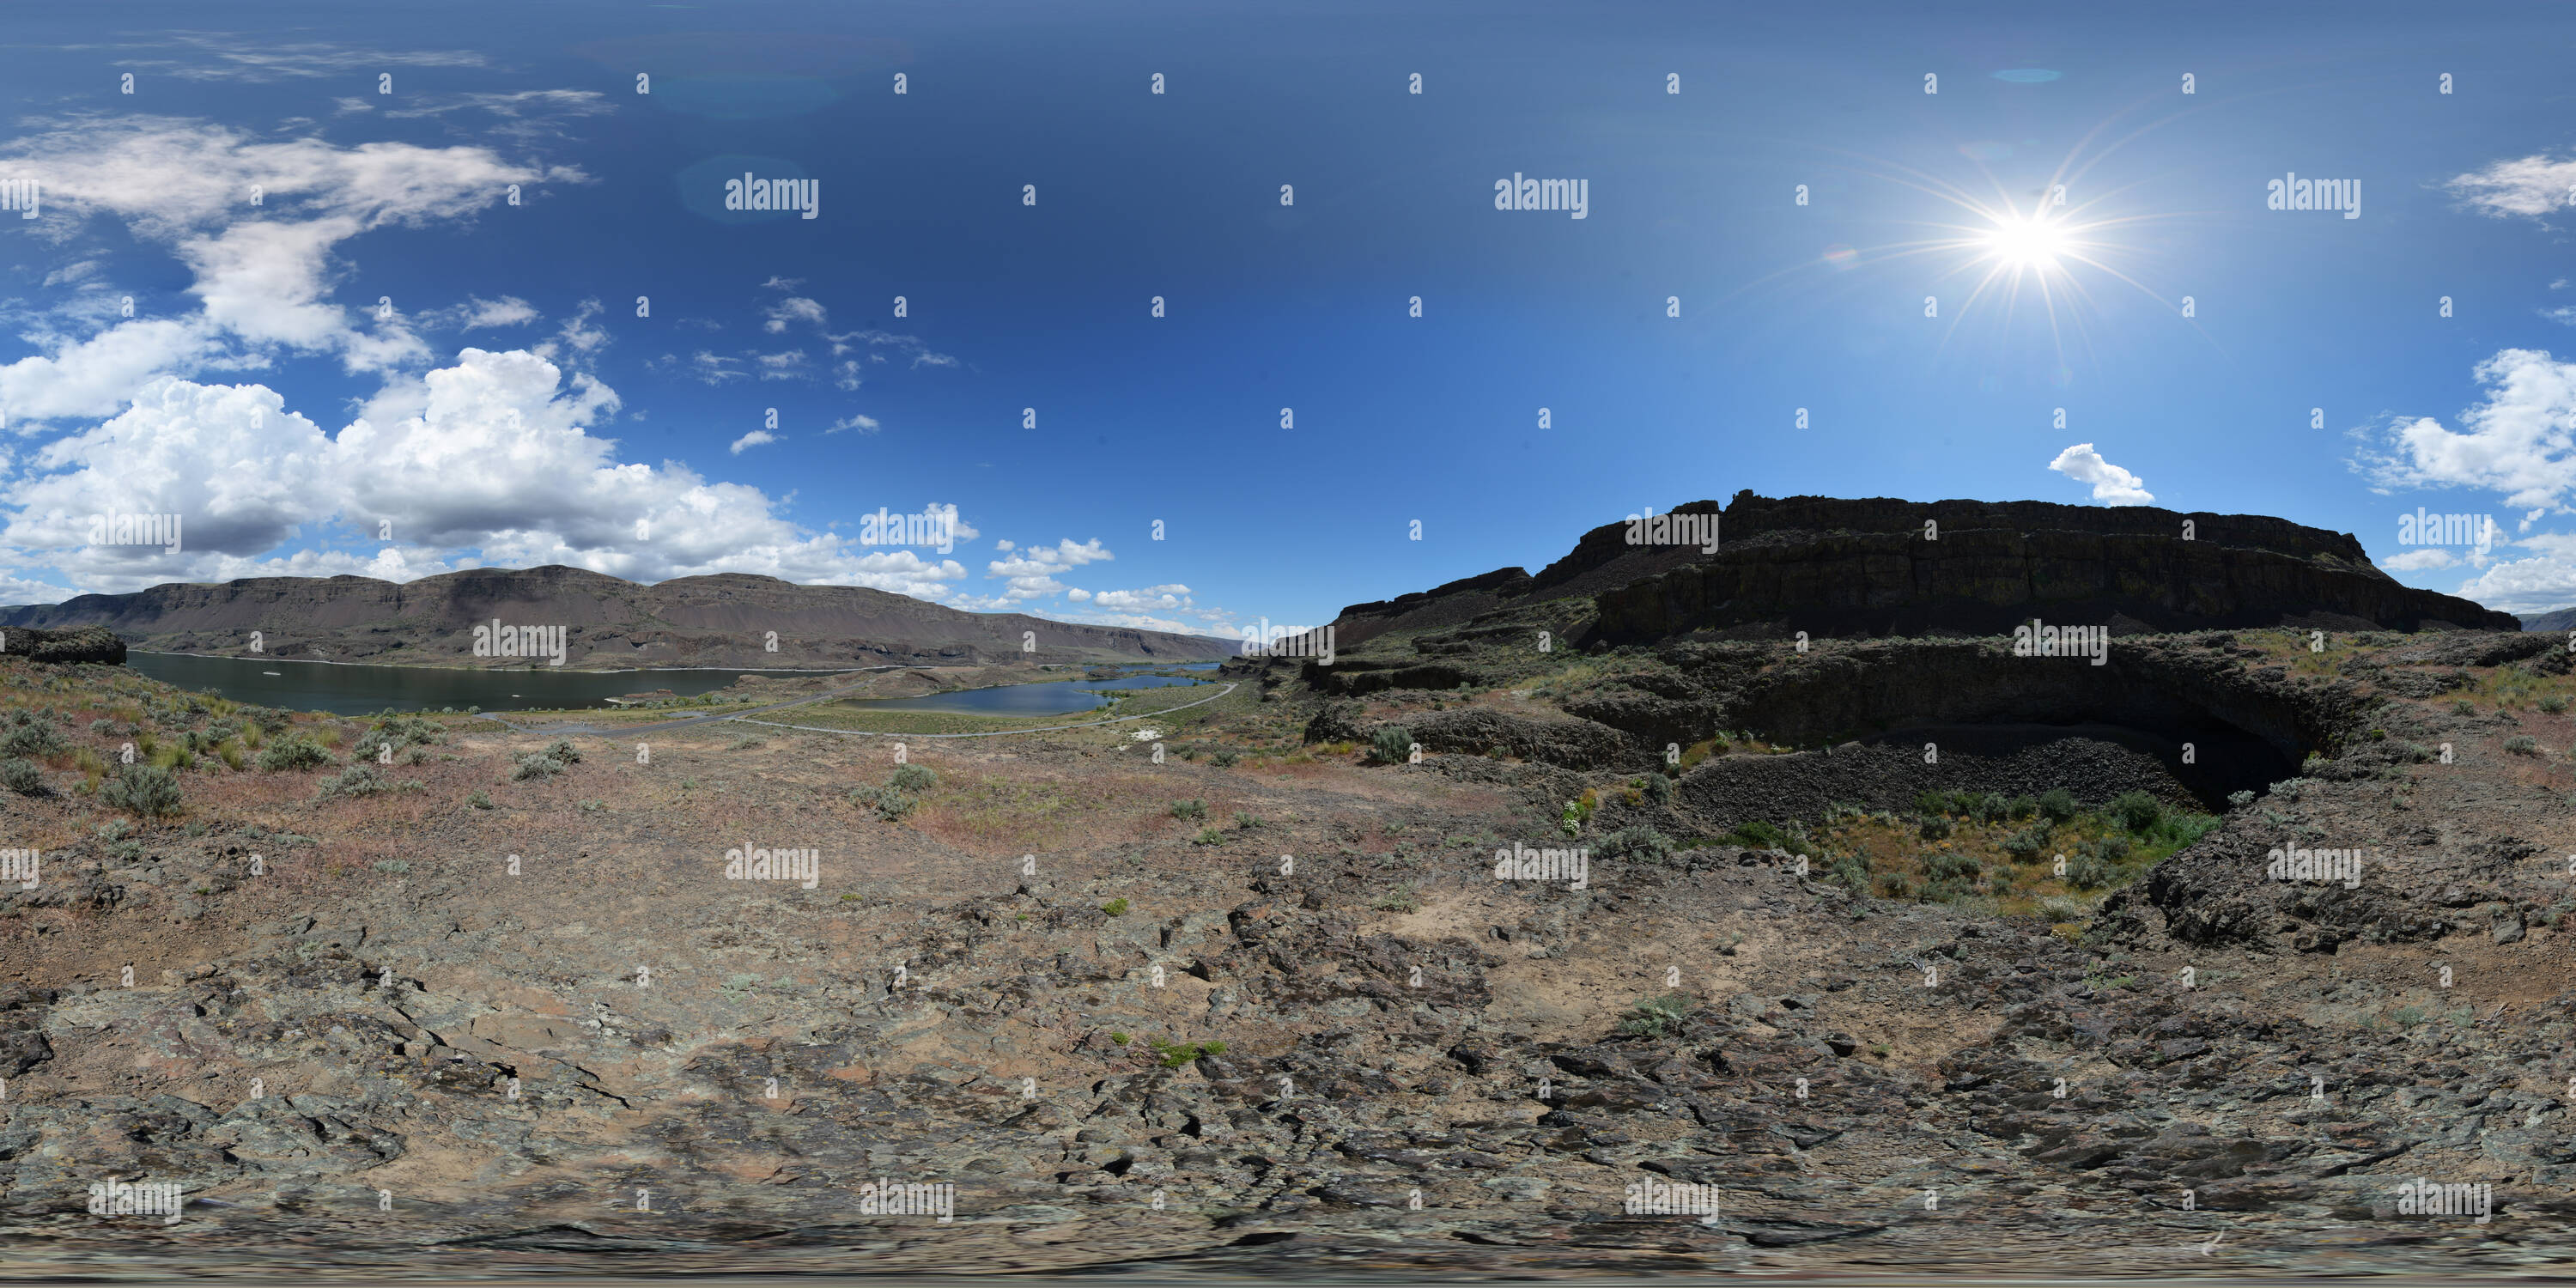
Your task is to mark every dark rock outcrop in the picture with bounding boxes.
[1,625,125,665]
[1593,493,2518,641]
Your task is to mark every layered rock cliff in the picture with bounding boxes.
[0,566,1233,670]
[1322,492,2517,645]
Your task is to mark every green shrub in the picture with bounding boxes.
[857,786,916,821]
[1924,851,1981,882]
[1918,815,1953,841]
[2506,735,2542,757]
[1911,789,1947,817]
[0,721,65,759]
[257,737,331,772]
[0,758,41,795]
[1826,853,1869,888]
[544,738,583,764]
[1971,792,2009,824]
[319,765,387,799]
[2110,790,2164,833]
[2006,794,2038,821]
[510,754,565,781]
[1599,825,1675,865]
[2452,699,2478,715]
[890,763,937,793]
[1192,826,1224,846]
[100,763,183,817]
[1616,994,1691,1038]
[1366,726,1416,765]
[1729,819,1792,851]
[1211,750,1240,768]
[2542,695,2570,714]
[466,788,493,810]
[2002,825,2048,860]
[1642,774,1675,806]
[2069,854,2113,890]
[2038,788,2079,823]
[1102,897,1130,916]
[1170,799,1207,821]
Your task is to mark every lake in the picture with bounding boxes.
[844,672,1216,717]
[123,652,829,716]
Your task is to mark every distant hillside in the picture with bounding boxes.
[0,566,1235,670]
[1326,492,2520,647]
[2525,607,2576,633]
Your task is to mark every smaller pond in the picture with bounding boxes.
[847,674,1215,717]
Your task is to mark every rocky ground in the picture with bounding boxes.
[0,623,2573,1278]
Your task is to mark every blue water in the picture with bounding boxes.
[847,673,1214,716]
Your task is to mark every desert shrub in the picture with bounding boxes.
[2452,699,2478,715]
[1825,853,1869,889]
[1101,897,1130,916]
[1924,851,1981,882]
[1729,819,1793,851]
[1170,799,1207,821]
[1366,726,1415,765]
[2069,854,2114,890]
[0,720,65,759]
[466,789,493,810]
[856,786,915,821]
[1970,792,2009,824]
[2543,695,2571,714]
[318,765,387,799]
[256,737,331,772]
[1918,815,1953,841]
[1643,774,1674,806]
[100,763,183,817]
[2038,788,2079,823]
[1616,994,1692,1038]
[2506,735,2543,756]
[2002,825,2048,860]
[544,738,583,764]
[510,753,565,781]
[1598,825,1675,865]
[1211,749,1241,768]
[2110,790,2164,833]
[2227,789,2256,810]
[1911,790,1947,817]
[367,713,445,753]
[890,763,937,793]
[0,758,40,795]
[2006,794,2038,821]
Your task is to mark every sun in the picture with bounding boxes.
[1983,212,2069,269]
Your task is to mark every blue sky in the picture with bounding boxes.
[3,0,2575,637]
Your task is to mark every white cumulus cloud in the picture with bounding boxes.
[2047,443,2154,506]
